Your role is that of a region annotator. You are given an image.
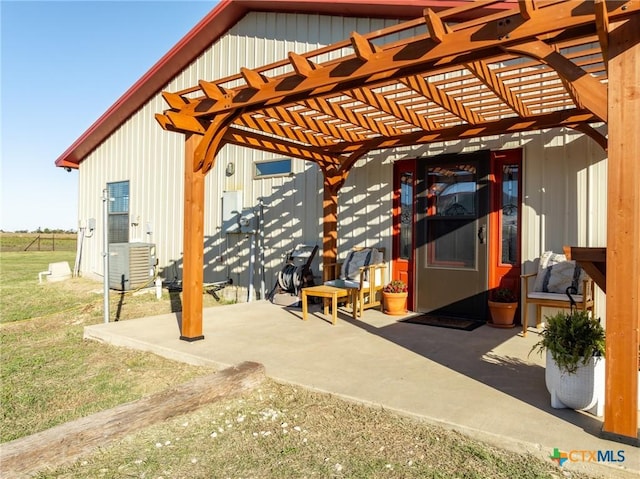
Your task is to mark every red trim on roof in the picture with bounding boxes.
[55,0,516,168]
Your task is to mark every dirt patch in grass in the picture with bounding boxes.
[36,380,602,479]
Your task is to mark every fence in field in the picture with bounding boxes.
[0,234,77,252]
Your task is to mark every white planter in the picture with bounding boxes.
[545,350,605,416]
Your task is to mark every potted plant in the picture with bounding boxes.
[487,287,518,328]
[530,310,606,416]
[382,279,408,315]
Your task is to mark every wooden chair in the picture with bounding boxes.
[521,248,595,337]
[324,247,387,317]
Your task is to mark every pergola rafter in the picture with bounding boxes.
[347,86,439,132]
[223,127,345,166]
[156,0,640,445]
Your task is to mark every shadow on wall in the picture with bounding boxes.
[158,129,606,306]
[335,149,393,257]
[159,161,323,301]
[159,151,396,300]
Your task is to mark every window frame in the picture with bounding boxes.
[253,158,292,179]
[107,180,130,244]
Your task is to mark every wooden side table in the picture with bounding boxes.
[301,285,356,325]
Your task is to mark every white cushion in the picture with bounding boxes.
[527,292,584,302]
[325,279,360,289]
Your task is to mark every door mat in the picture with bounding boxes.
[400,314,484,331]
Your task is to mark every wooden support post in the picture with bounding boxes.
[322,178,339,281]
[603,14,640,445]
[181,134,205,341]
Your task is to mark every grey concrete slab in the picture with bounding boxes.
[84,300,639,478]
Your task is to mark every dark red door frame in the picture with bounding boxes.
[392,159,416,311]
[488,149,523,299]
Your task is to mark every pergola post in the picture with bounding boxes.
[180,133,205,341]
[322,177,340,281]
[603,14,640,444]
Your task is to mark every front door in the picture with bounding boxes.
[416,151,491,320]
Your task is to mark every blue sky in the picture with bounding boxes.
[1,0,216,231]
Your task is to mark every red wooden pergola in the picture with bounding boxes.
[156,0,639,444]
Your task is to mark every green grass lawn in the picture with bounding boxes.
[0,251,81,323]
[0,250,216,443]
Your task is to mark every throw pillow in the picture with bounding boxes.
[544,260,585,295]
[340,248,377,280]
[532,251,566,292]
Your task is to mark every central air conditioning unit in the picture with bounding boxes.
[109,242,156,291]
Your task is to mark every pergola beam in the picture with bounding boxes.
[288,52,317,77]
[594,0,610,68]
[324,110,597,154]
[350,32,381,61]
[518,0,536,20]
[424,7,446,43]
[240,67,269,89]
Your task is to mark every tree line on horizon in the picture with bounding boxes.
[1,228,77,234]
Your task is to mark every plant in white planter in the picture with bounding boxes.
[530,309,605,416]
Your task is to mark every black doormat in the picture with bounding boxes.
[400,314,484,331]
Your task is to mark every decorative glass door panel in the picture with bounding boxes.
[392,160,416,310]
[500,164,519,265]
[427,165,477,269]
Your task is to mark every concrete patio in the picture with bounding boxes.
[84,300,639,478]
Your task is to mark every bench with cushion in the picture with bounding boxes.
[521,250,595,336]
[324,247,386,317]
